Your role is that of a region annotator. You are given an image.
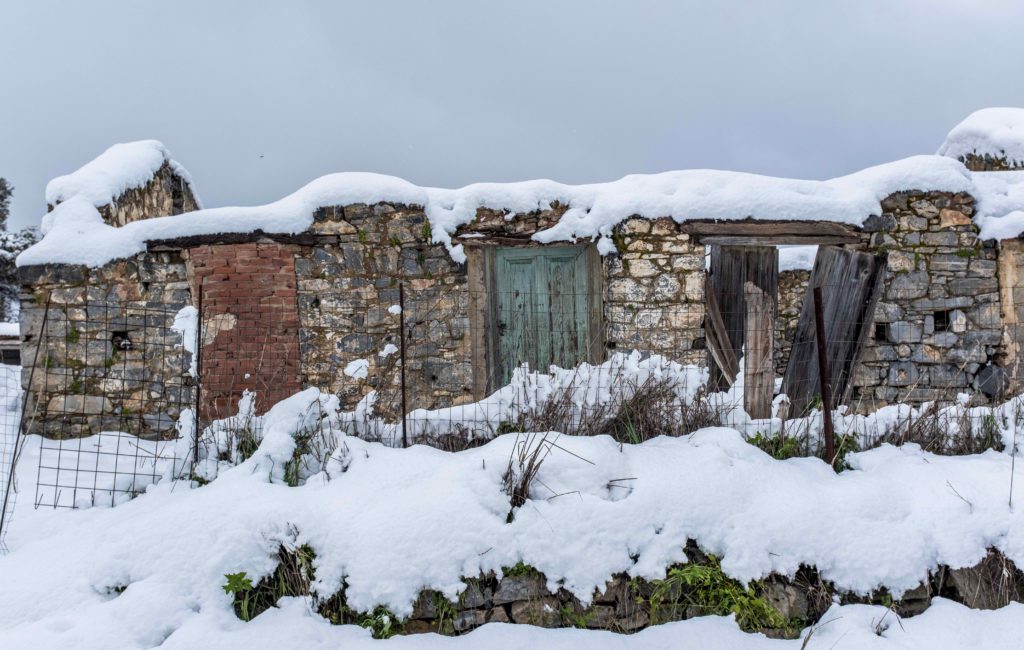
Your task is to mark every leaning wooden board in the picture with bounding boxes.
[781,246,885,415]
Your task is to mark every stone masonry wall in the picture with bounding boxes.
[851,191,1004,413]
[298,204,709,420]
[775,269,809,377]
[189,243,303,420]
[453,210,706,365]
[602,217,706,365]
[47,162,200,228]
[18,253,194,438]
[960,153,1024,172]
[300,204,470,417]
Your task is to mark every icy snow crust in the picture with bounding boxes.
[3,387,1024,649]
[939,107,1024,166]
[20,152,974,267]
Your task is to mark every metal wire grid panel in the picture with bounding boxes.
[0,364,23,549]
[319,280,1011,456]
[0,271,1009,525]
[29,301,197,509]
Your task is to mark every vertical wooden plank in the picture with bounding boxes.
[466,246,490,399]
[483,247,502,393]
[543,250,578,371]
[708,245,778,390]
[704,275,740,386]
[586,244,606,365]
[744,282,774,419]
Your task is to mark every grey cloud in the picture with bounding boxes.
[1,0,1022,229]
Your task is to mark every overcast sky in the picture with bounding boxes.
[2,0,1023,229]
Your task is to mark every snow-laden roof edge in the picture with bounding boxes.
[19,154,975,268]
[44,140,201,211]
[938,107,1024,165]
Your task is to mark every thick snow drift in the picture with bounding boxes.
[939,107,1024,166]
[972,171,1024,240]
[20,153,974,267]
[2,373,1024,648]
[3,390,1024,640]
[44,140,199,212]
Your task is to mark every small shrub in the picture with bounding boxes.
[638,554,790,634]
[502,433,555,521]
[747,432,801,460]
[503,561,541,578]
[224,545,315,621]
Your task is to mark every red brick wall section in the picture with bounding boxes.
[189,243,302,420]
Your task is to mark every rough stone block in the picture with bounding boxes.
[887,321,922,344]
[509,598,561,627]
[888,362,920,387]
[939,208,972,228]
[493,574,548,605]
[930,254,969,273]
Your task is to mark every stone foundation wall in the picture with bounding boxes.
[851,191,1004,412]
[18,253,194,438]
[256,542,1023,639]
[387,548,1023,638]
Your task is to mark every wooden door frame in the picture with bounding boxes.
[465,242,603,399]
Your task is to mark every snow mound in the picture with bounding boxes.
[939,108,1024,166]
[973,171,1024,240]
[44,140,199,212]
[21,154,973,268]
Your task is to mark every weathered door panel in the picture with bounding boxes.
[781,246,885,415]
[490,246,600,387]
[707,245,778,390]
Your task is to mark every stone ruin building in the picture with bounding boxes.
[14,109,1024,441]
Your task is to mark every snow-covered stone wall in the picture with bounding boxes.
[851,190,1005,412]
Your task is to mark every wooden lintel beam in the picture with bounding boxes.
[698,235,859,246]
[681,220,861,245]
[146,230,341,251]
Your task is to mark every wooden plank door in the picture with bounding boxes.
[781,246,885,415]
[707,245,778,390]
[491,245,600,387]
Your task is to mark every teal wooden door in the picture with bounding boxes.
[491,245,600,385]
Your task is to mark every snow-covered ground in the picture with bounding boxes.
[2,380,1024,648]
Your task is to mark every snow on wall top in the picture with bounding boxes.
[19,154,974,268]
[938,107,1024,165]
[972,170,1024,240]
[44,140,200,212]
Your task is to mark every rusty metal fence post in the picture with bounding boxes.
[399,282,408,448]
[812,286,836,464]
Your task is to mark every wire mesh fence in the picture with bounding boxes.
[25,301,196,509]
[0,365,22,550]
[0,269,1016,539]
